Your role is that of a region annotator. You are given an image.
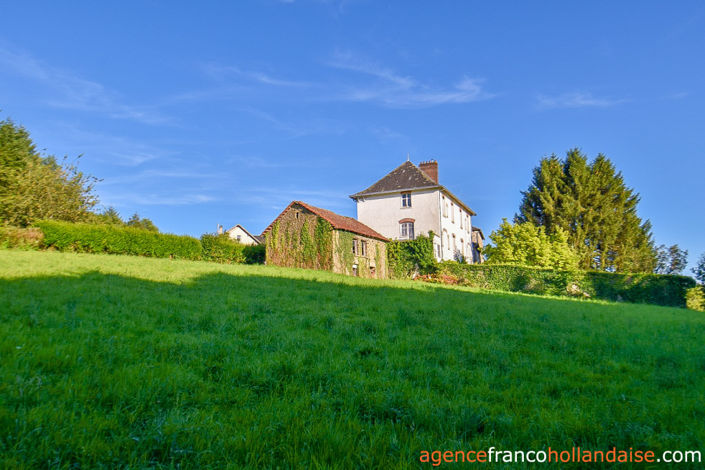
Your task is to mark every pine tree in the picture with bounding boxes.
[517,148,656,272]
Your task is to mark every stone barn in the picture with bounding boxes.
[263,201,388,278]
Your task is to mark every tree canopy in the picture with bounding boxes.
[484,219,579,270]
[0,119,99,226]
[517,149,656,273]
[654,244,688,275]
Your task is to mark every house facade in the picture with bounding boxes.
[225,224,262,245]
[263,201,388,278]
[350,160,483,263]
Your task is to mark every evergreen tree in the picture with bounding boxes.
[693,253,705,284]
[655,244,688,275]
[518,149,656,272]
[126,213,159,232]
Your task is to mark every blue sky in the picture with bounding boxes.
[1,1,704,270]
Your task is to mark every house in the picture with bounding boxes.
[225,224,263,245]
[350,159,482,263]
[471,226,485,264]
[262,201,388,278]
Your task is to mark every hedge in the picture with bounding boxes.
[438,262,696,308]
[35,220,202,260]
[200,234,246,264]
[0,226,44,249]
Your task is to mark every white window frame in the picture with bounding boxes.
[400,222,414,240]
[401,192,412,208]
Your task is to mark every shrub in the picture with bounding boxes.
[35,220,201,259]
[438,262,696,308]
[686,287,705,312]
[387,232,437,279]
[0,226,44,249]
[244,243,266,264]
[201,234,246,264]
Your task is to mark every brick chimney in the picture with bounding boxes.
[419,160,438,184]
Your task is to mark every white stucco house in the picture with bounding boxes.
[350,160,483,263]
[225,224,263,245]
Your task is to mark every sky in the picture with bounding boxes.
[1,1,704,271]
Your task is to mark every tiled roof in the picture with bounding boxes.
[350,161,439,198]
[350,160,477,216]
[263,201,388,242]
[471,226,485,239]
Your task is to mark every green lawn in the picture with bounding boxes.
[0,250,703,468]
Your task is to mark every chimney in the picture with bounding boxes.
[419,160,438,184]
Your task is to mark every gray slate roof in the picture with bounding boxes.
[350,160,477,216]
[350,161,439,198]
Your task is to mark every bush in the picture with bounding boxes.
[686,287,705,312]
[244,243,265,264]
[35,220,201,259]
[0,226,44,249]
[438,262,696,308]
[201,234,246,264]
[387,233,437,278]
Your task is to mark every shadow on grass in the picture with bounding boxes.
[1,270,704,468]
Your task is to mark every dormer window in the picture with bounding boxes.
[401,192,412,208]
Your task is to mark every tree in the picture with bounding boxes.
[126,213,159,232]
[654,244,688,275]
[0,119,99,226]
[517,149,656,273]
[94,207,124,225]
[483,219,580,270]
[693,253,705,284]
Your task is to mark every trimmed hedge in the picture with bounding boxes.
[0,226,44,249]
[35,220,202,260]
[438,262,696,308]
[201,234,246,264]
[244,243,266,264]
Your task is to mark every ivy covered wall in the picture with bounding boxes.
[265,203,387,278]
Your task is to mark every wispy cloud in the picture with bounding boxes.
[537,92,626,109]
[0,46,170,125]
[204,64,311,88]
[100,191,217,207]
[328,51,494,107]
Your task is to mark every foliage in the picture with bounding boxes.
[335,230,355,275]
[0,119,99,226]
[243,243,265,264]
[36,220,201,259]
[483,219,579,270]
[685,287,705,312]
[1,249,705,468]
[387,232,436,278]
[201,233,246,264]
[438,262,696,307]
[654,244,688,275]
[313,217,333,270]
[126,213,159,232]
[0,226,43,249]
[518,149,656,273]
[692,253,705,284]
[93,206,124,226]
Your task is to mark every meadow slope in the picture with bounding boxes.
[0,250,704,468]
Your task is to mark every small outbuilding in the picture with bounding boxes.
[263,201,388,278]
[225,224,263,245]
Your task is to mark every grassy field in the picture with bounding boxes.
[1,250,704,468]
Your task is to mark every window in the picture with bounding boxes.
[443,196,448,217]
[236,235,241,242]
[435,244,441,258]
[369,266,376,276]
[460,238,464,256]
[352,239,359,255]
[452,234,456,252]
[352,264,359,276]
[401,192,412,208]
[460,212,463,229]
[400,222,414,239]
[361,240,367,256]
[451,203,455,223]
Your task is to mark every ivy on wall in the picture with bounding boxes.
[314,217,333,269]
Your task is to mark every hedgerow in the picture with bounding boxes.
[387,232,437,278]
[0,226,44,249]
[200,234,246,264]
[35,220,202,259]
[438,262,696,308]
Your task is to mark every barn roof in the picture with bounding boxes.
[262,201,388,242]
